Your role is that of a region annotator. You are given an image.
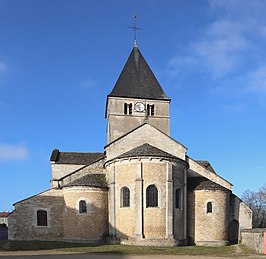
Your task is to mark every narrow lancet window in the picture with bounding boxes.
[147,104,155,116]
[129,103,132,114]
[124,103,127,115]
[207,202,213,213]
[175,189,181,209]
[146,185,158,207]
[121,187,130,207]
[124,103,132,115]
[79,200,87,213]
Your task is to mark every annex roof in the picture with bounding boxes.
[64,174,107,189]
[108,46,170,101]
[187,177,230,192]
[196,160,216,174]
[50,149,104,165]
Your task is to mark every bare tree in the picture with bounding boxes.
[242,184,266,228]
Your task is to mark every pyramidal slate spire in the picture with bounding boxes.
[108,46,170,101]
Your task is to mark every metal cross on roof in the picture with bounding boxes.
[128,15,142,47]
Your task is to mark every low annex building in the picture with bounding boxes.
[8,44,252,246]
[0,212,9,227]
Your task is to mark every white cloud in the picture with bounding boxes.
[223,103,246,114]
[192,21,248,78]
[0,62,8,74]
[167,55,197,77]
[167,19,249,79]
[259,26,266,39]
[80,77,96,89]
[0,143,28,161]
[167,0,266,99]
[246,65,266,93]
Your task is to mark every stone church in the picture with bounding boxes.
[9,44,252,246]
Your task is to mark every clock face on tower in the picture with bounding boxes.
[134,102,145,112]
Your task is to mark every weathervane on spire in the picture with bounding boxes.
[128,15,142,47]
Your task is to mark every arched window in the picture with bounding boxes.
[146,185,158,207]
[37,210,47,226]
[79,200,87,213]
[175,188,181,209]
[121,187,130,207]
[207,202,213,213]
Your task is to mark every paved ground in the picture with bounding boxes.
[0,252,265,259]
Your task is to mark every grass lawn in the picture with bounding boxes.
[0,240,256,256]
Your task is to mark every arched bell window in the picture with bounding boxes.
[124,103,132,115]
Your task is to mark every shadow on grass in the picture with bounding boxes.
[0,240,105,252]
[0,241,257,256]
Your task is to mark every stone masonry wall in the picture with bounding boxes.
[172,163,185,241]
[187,190,195,244]
[9,187,108,242]
[114,162,137,239]
[8,189,64,241]
[239,202,252,230]
[194,189,230,246]
[105,124,187,161]
[50,164,85,186]
[240,229,265,253]
[63,186,108,241]
[142,161,166,239]
[107,97,170,143]
[107,157,185,245]
[62,159,105,186]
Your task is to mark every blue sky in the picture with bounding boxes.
[0,0,266,211]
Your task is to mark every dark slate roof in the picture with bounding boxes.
[64,174,107,188]
[108,47,170,101]
[187,178,230,192]
[115,143,178,160]
[50,149,105,165]
[196,160,216,174]
[195,180,230,192]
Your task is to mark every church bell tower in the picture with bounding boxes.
[105,46,171,143]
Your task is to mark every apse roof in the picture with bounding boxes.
[115,143,177,160]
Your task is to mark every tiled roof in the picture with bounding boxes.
[115,143,178,160]
[64,174,107,188]
[187,177,230,192]
[50,149,105,165]
[195,180,230,192]
[196,160,216,174]
[0,212,9,217]
[108,47,170,101]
